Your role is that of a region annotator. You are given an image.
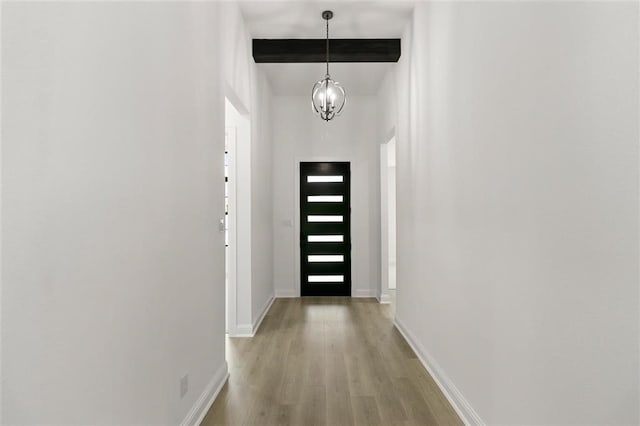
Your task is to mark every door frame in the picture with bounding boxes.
[224,94,252,336]
[299,161,352,297]
[293,156,355,298]
[379,131,396,304]
[224,126,237,334]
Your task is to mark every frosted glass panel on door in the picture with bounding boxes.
[308,275,344,283]
[307,195,344,203]
[308,215,343,223]
[308,255,344,263]
[307,175,343,183]
[308,235,344,242]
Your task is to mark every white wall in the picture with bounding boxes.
[251,71,274,321]
[2,2,226,424]
[272,96,380,298]
[221,4,274,331]
[381,2,639,424]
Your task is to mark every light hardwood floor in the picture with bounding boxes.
[201,297,462,426]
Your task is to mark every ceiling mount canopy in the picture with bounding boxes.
[311,10,346,122]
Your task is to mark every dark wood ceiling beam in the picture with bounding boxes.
[252,39,401,63]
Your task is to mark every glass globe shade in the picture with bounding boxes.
[311,76,346,121]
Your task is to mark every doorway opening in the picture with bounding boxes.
[224,125,236,334]
[380,135,396,304]
[224,96,250,335]
[300,162,351,296]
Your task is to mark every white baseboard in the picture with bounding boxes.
[181,361,229,426]
[275,289,378,299]
[377,291,392,304]
[228,294,275,337]
[275,289,297,298]
[229,324,253,337]
[394,317,484,426]
[252,294,275,335]
[352,288,378,298]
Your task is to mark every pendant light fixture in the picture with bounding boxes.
[311,10,346,121]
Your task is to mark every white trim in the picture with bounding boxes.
[379,143,390,303]
[379,136,397,301]
[180,362,229,426]
[275,289,297,298]
[224,94,253,337]
[251,294,275,335]
[224,82,250,116]
[229,324,254,337]
[394,318,484,426]
[224,125,238,336]
[274,290,379,299]
[352,288,378,298]
[228,294,275,337]
[377,292,392,304]
[382,126,396,147]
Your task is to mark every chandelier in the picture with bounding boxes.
[311,10,346,121]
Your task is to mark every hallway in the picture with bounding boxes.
[202,298,462,425]
[2,1,638,424]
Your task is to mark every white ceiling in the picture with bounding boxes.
[239,1,414,38]
[239,1,414,95]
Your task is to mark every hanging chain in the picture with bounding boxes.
[326,18,329,76]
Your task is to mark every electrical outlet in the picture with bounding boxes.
[180,374,189,398]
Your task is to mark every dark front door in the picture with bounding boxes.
[300,162,351,296]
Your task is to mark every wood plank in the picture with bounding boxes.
[201,298,462,425]
[291,385,327,426]
[351,395,383,426]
